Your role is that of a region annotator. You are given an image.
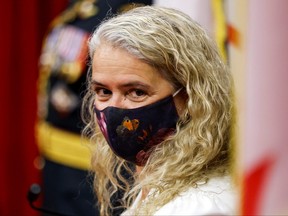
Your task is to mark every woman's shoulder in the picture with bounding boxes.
[154,175,238,215]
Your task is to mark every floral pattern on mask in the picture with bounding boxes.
[116,117,140,137]
[96,111,109,141]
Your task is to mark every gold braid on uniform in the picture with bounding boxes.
[36,1,97,170]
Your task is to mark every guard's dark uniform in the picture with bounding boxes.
[36,1,152,215]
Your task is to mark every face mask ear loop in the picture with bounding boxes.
[173,87,183,97]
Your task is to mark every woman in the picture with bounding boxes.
[82,6,237,215]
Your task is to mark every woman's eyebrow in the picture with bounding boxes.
[91,80,106,87]
[121,81,151,89]
[91,80,151,90]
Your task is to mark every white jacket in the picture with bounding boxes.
[122,175,238,215]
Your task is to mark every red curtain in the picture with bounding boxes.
[0,1,68,215]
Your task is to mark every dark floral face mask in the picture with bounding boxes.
[94,92,180,166]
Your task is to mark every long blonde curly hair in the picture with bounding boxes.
[82,5,234,216]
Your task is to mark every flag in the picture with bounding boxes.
[228,0,288,214]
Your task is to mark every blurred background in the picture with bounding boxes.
[1,0,287,215]
[0,1,69,216]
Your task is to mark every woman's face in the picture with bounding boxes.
[91,43,178,111]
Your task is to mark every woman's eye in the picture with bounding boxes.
[127,89,147,101]
[95,88,112,99]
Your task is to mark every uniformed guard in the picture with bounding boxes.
[36,0,152,215]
